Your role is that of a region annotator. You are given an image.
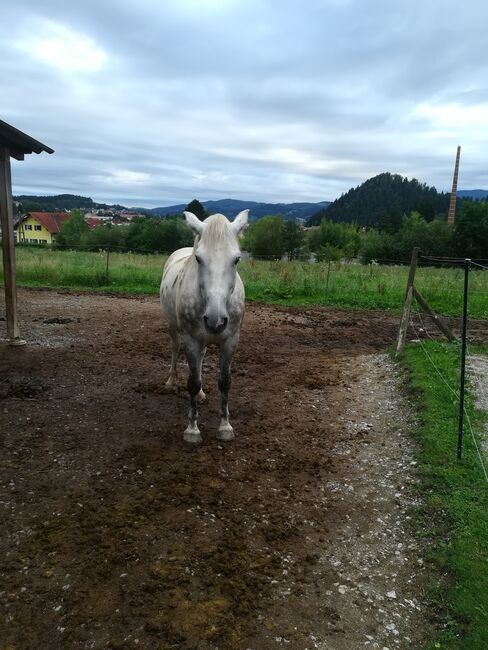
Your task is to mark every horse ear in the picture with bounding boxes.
[184,211,204,235]
[232,209,249,236]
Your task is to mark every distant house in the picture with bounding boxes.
[85,216,103,230]
[16,211,104,243]
[17,212,71,245]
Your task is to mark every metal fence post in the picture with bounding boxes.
[457,258,471,460]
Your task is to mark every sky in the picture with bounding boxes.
[2,0,488,208]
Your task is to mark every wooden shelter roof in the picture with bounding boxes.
[0,119,54,161]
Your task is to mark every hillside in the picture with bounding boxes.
[308,173,451,226]
[13,194,329,222]
[150,198,330,221]
[457,189,488,200]
[13,194,96,212]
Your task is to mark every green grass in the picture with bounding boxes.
[4,247,163,294]
[241,259,488,317]
[1,246,488,317]
[401,342,488,648]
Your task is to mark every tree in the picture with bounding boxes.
[86,223,126,250]
[55,210,89,249]
[360,212,453,263]
[242,215,286,259]
[124,216,193,253]
[282,220,304,260]
[454,200,488,258]
[185,199,207,221]
[306,220,361,261]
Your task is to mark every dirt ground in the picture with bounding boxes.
[1,289,486,650]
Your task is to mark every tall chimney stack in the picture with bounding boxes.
[447,145,461,225]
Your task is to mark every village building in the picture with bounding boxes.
[84,215,104,230]
[17,212,70,244]
[16,211,104,244]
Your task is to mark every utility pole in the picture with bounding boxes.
[447,145,461,226]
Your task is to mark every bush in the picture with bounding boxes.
[306,220,361,260]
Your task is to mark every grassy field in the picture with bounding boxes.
[401,342,488,649]
[1,246,488,318]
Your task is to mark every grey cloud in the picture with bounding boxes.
[2,0,488,206]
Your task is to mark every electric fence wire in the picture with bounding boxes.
[471,260,488,271]
[411,298,488,483]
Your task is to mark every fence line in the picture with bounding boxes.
[402,251,488,478]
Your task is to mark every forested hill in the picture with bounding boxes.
[308,173,451,226]
[13,194,96,212]
[13,194,329,222]
[150,198,330,221]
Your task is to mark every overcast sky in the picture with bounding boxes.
[2,0,487,207]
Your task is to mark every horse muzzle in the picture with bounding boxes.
[203,314,228,334]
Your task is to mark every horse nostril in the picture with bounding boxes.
[203,315,208,323]
[222,317,228,328]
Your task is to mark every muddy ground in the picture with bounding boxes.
[1,289,487,650]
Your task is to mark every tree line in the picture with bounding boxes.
[52,198,488,263]
[243,201,488,262]
[55,210,194,252]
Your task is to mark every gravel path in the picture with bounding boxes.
[468,354,488,455]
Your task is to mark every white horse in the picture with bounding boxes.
[160,209,249,443]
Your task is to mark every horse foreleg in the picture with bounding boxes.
[165,328,180,388]
[183,341,205,444]
[217,337,238,441]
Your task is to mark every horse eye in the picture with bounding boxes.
[234,256,241,265]
[195,255,202,265]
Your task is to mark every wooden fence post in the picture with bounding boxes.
[395,247,419,357]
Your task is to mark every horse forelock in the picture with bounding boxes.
[199,214,237,248]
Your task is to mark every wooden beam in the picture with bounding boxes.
[0,147,22,342]
[413,287,457,342]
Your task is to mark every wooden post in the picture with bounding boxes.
[395,247,419,357]
[413,287,456,342]
[0,147,23,343]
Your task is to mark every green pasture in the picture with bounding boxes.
[1,246,487,318]
[402,342,488,649]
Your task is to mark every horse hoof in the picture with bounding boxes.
[196,389,206,402]
[184,431,202,444]
[184,422,202,444]
[217,426,235,441]
[164,377,179,391]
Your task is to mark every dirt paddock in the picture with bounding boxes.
[3,289,482,649]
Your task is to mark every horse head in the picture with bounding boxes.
[184,210,249,334]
